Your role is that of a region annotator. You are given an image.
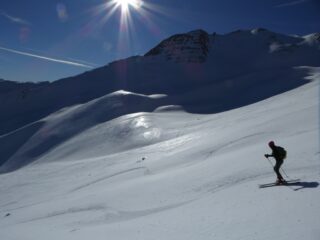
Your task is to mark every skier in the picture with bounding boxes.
[264,141,287,184]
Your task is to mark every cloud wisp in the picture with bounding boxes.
[275,0,309,8]
[0,46,96,69]
[0,10,31,26]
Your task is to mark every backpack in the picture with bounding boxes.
[277,146,287,159]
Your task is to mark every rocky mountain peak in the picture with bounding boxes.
[145,29,210,63]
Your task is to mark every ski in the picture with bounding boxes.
[259,179,300,188]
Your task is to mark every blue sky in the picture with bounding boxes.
[0,0,319,82]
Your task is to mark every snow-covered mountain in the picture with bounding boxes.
[0,28,319,240]
[1,28,319,136]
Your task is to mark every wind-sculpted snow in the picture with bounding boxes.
[0,91,169,172]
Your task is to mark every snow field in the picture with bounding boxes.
[0,74,319,240]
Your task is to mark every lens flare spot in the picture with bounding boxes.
[56,3,68,22]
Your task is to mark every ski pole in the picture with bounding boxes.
[280,166,290,179]
[265,156,273,167]
[265,155,291,179]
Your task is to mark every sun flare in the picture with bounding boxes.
[89,0,162,53]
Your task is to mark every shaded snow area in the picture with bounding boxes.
[0,69,319,240]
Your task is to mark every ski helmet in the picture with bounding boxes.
[268,141,275,147]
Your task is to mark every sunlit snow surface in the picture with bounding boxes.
[0,68,319,239]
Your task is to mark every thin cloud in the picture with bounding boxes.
[0,10,31,26]
[275,0,309,8]
[0,46,96,69]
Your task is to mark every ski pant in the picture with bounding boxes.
[274,159,284,180]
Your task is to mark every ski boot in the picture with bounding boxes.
[276,178,287,185]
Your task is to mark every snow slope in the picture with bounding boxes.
[0,67,319,240]
[0,66,315,172]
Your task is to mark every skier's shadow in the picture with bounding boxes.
[286,181,319,191]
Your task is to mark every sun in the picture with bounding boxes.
[113,0,142,12]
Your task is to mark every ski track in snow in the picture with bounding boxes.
[194,166,318,195]
[69,167,149,193]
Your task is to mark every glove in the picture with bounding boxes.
[264,154,269,158]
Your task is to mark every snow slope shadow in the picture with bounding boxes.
[172,67,310,113]
[0,121,44,169]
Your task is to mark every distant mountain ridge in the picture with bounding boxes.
[0,79,49,94]
[0,28,319,136]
